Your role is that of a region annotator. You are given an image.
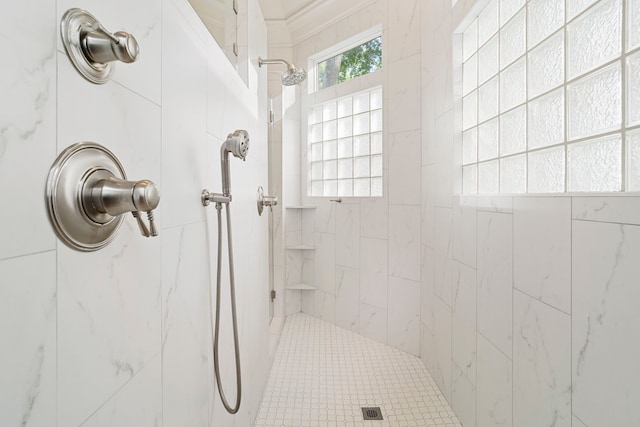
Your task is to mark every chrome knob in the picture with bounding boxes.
[81,24,140,64]
[88,176,158,217]
[60,9,140,84]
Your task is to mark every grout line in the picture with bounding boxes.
[570,191,574,427]
[513,287,572,317]
[477,330,511,361]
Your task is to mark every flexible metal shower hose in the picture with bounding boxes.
[210,202,242,414]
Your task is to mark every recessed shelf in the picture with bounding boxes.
[286,283,316,290]
[285,244,316,250]
[286,205,316,209]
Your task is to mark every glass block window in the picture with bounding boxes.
[460,0,640,194]
[308,86,383,197]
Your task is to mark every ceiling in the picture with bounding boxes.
[257,0,319,20]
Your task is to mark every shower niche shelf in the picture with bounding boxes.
[285,244,315,250]
[285,205,316,209]
[286,283,316,291]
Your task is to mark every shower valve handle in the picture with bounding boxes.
[81,21,140,64]
[84,175,160,237]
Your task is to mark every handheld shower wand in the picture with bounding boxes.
[201,129,250,415]
[221,130,249,197]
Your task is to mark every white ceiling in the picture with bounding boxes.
[258,0,319,20]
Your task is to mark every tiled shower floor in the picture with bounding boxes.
[254,313,461,427]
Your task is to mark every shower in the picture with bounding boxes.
[201,130,250,414]
[258,56,307,86]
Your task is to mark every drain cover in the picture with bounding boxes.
[361,407,383,420]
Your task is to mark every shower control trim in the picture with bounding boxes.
[46,142,159,252]
[257,186,278,216]
[61,8,140,84]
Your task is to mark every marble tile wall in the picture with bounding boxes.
[422,3,640,427]
[0,0,272,425]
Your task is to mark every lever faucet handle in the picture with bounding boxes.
[132,211,151,237]
[147,210,158,237]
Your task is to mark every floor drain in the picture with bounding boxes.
[362,407,383,420]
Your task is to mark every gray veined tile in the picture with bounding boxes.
[514,197,571,314]
[477,334,512,427]
[452,261,477,384]
[513,291,571,427]
[0,252,56,427]
[572,221,640,427]
[477,211,513,359]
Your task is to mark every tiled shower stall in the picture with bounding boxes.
[1,0,639,426]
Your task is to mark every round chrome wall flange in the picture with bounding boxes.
[46,142,127,251]
[60,8,114,84]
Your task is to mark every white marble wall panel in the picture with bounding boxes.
[387,0,421,63]
[389,130,422,205]
[572,196,640,225]
[476,196,514,213]
[421,245,435,333]
[301,290,316,317]
[314,199,336,234]
[514,197,571,313]
[161,1,207,228]
[314,289,336,324]
[58,221,162,426]
[162,223,211,427]
[452,261,477,384]
[0,252,56,426]
[431,12,454,119]
[388,277,421,356]
[335,204,360,268]
[422,164,436,247]
[314,232,336,293]
[513,290,571,427]
[477,211,513,359]
[0,1,56,261]
[388,54,422,133]
[435,110,455,208]
[360,237,388,309]
[389,205,421,281]
[57,58,162,187]
[453,196,477,268]
[82,356,162,427]
[361,194,389,240]
[452,363,476,427]
[336,266,360,331]
[359,303,388,344]
[434,207,454,306]
[433,296,453,402]
[572,221,640,427]
[421,323,436,373]
[573,415,589,427]
[477,334,512,427]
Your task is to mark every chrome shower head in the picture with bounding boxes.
[281,64,308,86]
[258,56,308,86]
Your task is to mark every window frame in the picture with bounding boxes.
[307,25,383,94]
